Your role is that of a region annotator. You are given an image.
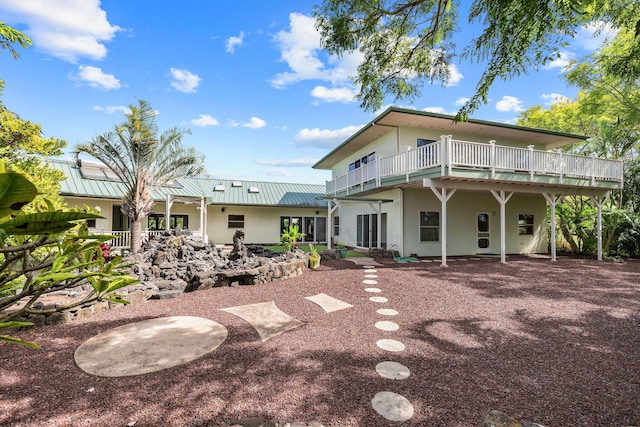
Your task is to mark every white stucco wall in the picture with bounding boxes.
[401,189,548,256]
[207,205,327,245]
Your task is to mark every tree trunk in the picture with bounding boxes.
[130,219,143,253]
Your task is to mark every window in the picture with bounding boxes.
[86,219,97,228]
[419,211,440,242]
[417,138,436,147]
[349,152,376,171]
[148,214,189,231]
[518,214,534,235]
[333,216,340,236]
[228,214,244,229]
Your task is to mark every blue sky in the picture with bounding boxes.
[0,1,613,184]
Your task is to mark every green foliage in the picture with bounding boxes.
[0,22,32,92]
[74,99,205,252]
[0,108,67,209]
[314,0,640,117]
[617,213,640,257]
[0,166,138,349]
[279,224,305,252]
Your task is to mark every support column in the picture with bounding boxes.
[542,193,563,262]
[327,199,339,249]
[165,194,173,231]
[377,201,383,249]
[427,184,457,267]
[591,194,609,261]
[200,196,207,243]
[490,190,514,264]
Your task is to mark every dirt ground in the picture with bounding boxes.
[1,255,639,426]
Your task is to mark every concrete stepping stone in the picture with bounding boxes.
[74,316,228,377]
[376,361,411,380]
[371,391,414,422]
[221,301,303,342]
[376,339,405,352]
[362,265,377,269]
[369,296,388,303]
[364,269,377,273]
[364,274,378,278]
[304,293,353,313]
[364,287,382,293]
[375,321,399,331]
[363,279,378,285]
[376,308,398,316]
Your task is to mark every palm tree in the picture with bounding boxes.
[74,99,205,252]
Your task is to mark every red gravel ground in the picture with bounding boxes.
[1,256,639,426]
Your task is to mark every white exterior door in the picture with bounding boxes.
[476,212,491,254]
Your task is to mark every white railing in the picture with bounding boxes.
[98,229,190,249]
[325,137,624,195]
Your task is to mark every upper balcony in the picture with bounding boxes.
[325,136,624,196]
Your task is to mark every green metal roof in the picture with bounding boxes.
[50,159,327,208]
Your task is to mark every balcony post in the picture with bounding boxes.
[528,145,535,181]
[590,153,596,186]
[440,135,447,176]
[376,155,381,188]
[557,149,564,184]
[489,140,496,179]
[405,146,411,182]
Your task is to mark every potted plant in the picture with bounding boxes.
[308,244,320,269]
[335,241,348,258]
[280,224,305,252]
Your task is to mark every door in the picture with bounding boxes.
[315,217,327,243]
[476,212,491,253]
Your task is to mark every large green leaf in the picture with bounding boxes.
[0,172,38,218]
[0,211,102,235]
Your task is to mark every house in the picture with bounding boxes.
[313,107,623,264]
[51,159,327,248]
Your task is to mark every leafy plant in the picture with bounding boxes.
[279,224,305,252]
[0,162,137,348]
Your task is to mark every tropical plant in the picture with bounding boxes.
[74,99,205,252]
[314,0,640,117]
[0,22,32,92]
[280,224,305,252]
[308,243,320,269]
[0,162,137,348]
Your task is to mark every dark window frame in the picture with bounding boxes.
[419,211,440,242]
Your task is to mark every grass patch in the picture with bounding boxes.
[261,244,365,258]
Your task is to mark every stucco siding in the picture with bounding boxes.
[402,189,548,256]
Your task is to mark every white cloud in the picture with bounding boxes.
[496,96,524,112]
[422,106,457,115]
[226,31,244,53]
[541,93,570,106]
[311,86,357,103]
[455,97,470,107]
[576,21,618,51]
[230,117,266,129]
[0,0,121,62]
[92,105,129,115]
[294,125,362,148]
[75,65,120,89]
[260,168,292,177]
[446,64,463,86]
[255,158,318,167]
[543,51,575,70]
[190,114,219,127]
[270,12,361,88]
[169,68,202,93]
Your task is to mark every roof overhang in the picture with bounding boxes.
[317,196,395,203]
[313,107,589,170]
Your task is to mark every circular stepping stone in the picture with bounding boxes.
[376,339,405,352]
[364,274,378,278]
[364,269,377,273]
[364,287,382,293]
[375,321,399,331]
[363,279,378,285]
[74,316,228,377]
[376,308,398,316]
[371,391,414,422]
[376,361,411,380]
[369,296,388,303]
